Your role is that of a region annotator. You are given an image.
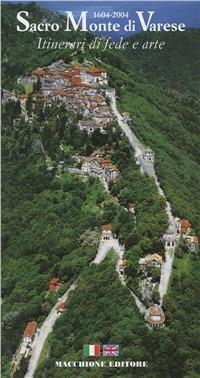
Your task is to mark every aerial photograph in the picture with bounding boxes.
[1,1,200,377]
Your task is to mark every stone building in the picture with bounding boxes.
[143,148,155,163]
[80,67,108,86]
[186,236,199,252]
[78,120,105,135]
[139,254,163,269]
[100,160,119,182]
[163,227,177,249]
[101,224,113,241]
[81,155,119,184]
[145,305,165,329]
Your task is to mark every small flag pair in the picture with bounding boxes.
[84,344,119,357]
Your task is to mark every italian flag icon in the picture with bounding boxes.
[84,344,101,357]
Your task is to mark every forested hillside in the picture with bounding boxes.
[2,2,200,231]
[1,2,200,378]
[1,2,88,88]
[2,97,167,377]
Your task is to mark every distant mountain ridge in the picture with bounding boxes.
[2,2,200,94]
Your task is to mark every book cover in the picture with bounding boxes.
[1,1,200,377]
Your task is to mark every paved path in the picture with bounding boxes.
[92,239,124,265]
[24,282,77,378]
[128,288,147,315]
[109,93,178,302]
[159,249,174,300]
[110,95,144,158]
[24,92,178,377]
[92,237,147,315]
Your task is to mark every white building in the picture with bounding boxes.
[101,224,113,241]
[143,148,155,163]
[186,236,199,252]
[163,227,177,249]
[145,305,165,329]
[78,120,106,135]
[80,68,108,86]
[139,254,163,269]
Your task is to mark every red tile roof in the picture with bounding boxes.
[57,303,66,312]
[85,67,107,74]
[52,89,71,97]
[179,219,191,233]
[101,224,112,231]
[48,277,60,292]
[48,277,64,292]
[49,277,59,285]
[32,68,45,77]
[23,321,37,338]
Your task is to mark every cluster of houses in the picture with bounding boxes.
[81,150,119,185]
[13,60,114,130]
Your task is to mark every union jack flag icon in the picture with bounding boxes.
[103,344,119,356]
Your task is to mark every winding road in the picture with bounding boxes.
[24,90,178,377]
[24,282,77,378]
[93,237,147,315]
[109,93,178,302]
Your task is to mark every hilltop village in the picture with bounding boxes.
[7,60,115,131]
[2,60,199,377]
